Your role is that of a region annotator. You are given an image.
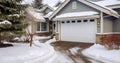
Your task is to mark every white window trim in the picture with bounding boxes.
[72,1,77,9]
[36,22,49,33]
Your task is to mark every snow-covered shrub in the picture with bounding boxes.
[100,34,120,50]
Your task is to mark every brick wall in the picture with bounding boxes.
[96,33,120,44]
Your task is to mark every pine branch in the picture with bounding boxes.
[0,4,18,13]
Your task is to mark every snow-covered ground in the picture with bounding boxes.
[82,44,120,63]
[0,38,56,63]
[0,36,56,63]
[54,52,74,63]
[69,47,81,55]
[0,36,75,63]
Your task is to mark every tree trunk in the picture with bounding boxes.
[30,34,33,47]
[0,33,2,45]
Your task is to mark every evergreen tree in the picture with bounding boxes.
[32,0,43,9]
[0,0,28,44]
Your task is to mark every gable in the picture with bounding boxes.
[50,0,119,19]
[57,0,99,17]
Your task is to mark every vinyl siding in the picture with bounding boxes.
[113,8,120,32]
[57,0,99,16]
[103,17,113,33]
[113,18,120,32]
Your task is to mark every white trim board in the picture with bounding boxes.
[53,15,100,21]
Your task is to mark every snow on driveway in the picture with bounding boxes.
[54,52,74,63]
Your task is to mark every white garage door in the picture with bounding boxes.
[60,19,97,43]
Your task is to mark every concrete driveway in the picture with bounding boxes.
[51,41,103,63]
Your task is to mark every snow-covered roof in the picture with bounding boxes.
[43,0,64,7]
[26,7,45,22]
[44,12,53,18]
[40,4,54,12]
[56,11,99,18]
[92,0,120,7]
[22,0,34,5]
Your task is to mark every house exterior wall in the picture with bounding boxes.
[103,17,113,33]
[96,33,120,44]
[113,18,120,32]
[57,0,99,16]
[96,9,120,44]
[113,9,120,32]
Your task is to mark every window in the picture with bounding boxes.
[41,22,47,31]
[72,1,77,9]
[37,22,47,31]
[66,21,70,23]
[71,21,76,23]
[77,20,81,23]
[83,20,88,22]
[90,19,95,22]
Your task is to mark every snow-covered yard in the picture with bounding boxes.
[0,36,75,63]
[0,43,54,63]
[0,36,57,63]
[82,44,120,63]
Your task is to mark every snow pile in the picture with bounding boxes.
[82,44,120,63]
[0,37,56,63]
[56,11,99,18]
[33,35,51,41]
[45,37,56,44]
[69,47,81,55]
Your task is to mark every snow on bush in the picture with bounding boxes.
[100,35,120,50]
[0,20,12,25]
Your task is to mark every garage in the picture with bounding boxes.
[60,19,97,43]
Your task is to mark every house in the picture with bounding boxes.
[49,0,120,43]
[25,5,54,36]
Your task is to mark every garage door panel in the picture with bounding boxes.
[60,21,96,43]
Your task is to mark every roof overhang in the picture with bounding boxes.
[107,4,120,9]
[80,0,119,18]
[53,15,100,21]
[49,0,119,20]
